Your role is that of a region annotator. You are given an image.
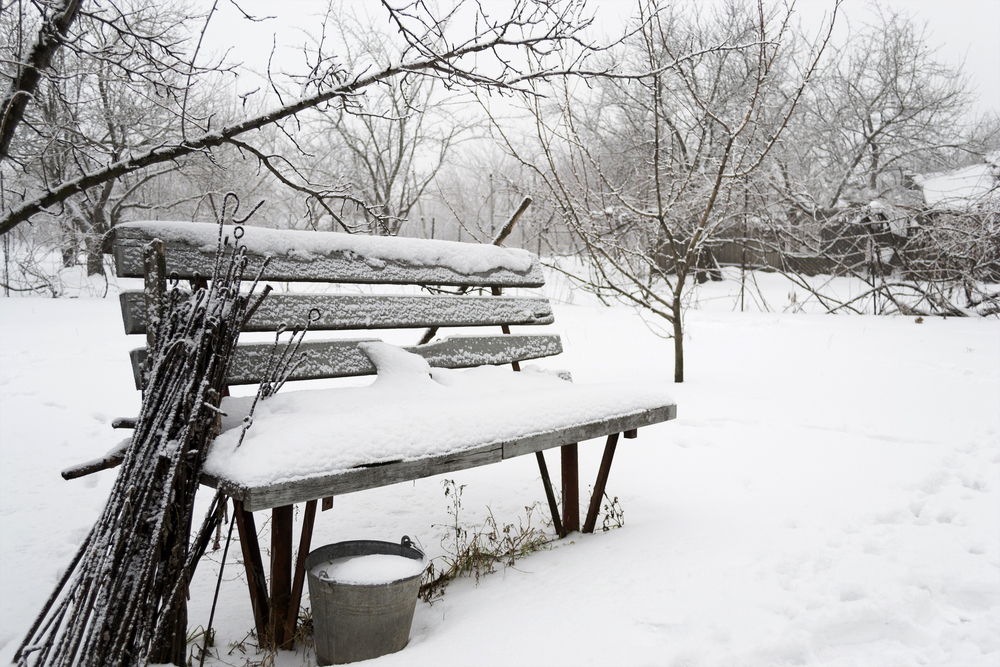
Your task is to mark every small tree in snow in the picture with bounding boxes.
[486,0,835,381]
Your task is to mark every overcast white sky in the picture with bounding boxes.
[204,0,999,118]
[795,0,1000,116]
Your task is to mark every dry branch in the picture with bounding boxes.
[15,200,267,667]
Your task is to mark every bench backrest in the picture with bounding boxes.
[104,221,561,390]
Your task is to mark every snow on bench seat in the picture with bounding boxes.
[203,343,676,511]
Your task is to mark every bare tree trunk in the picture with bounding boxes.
[84,235,104,276]
[61,245,76,268]
[672,293,683,383]
[0,0,82,159]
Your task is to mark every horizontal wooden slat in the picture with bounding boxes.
[129,334,563,389]
[405,335,562,373]
[501,404,677,458]
[206,444,504,511]
[106,224,544,287]
[205,404,678,511]
[119,291,554,335]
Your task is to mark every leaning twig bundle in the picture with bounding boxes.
[16,201,267,667]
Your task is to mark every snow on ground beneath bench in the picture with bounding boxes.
[116,221,535,274]
[1,270,998,667]
[208,342,673,487]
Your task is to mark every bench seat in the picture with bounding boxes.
[205,346,675,511]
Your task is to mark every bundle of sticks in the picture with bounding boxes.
[16,215,268,667]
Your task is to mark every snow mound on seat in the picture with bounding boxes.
[358,341,433,386]
[204,346,673,487]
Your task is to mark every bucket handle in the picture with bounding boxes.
[400,535,424,560]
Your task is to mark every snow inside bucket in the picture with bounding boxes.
[305,537,426,665]
[312,553,426,586]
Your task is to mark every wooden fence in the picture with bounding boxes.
[710,240,841,276]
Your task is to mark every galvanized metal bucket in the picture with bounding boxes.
[305,536,426,665]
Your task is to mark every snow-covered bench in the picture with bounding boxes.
[101,220,677,648]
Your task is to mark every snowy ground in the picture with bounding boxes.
[1,271,998,666]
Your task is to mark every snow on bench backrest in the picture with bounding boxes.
[118,293,554,334]
[104,221,562,391]
[106,221,545,287]
[128,334,564,388]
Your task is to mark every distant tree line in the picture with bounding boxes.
[2,0,997,370]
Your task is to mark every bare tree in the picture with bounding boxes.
[244,6,476,236]
[2,0,229,278]
[2,0,599,240]
[487,0,835,381]
[775,3,974,219]
[432,148,549,246]
[0,0,81,158]
[323,11,471,234]
[758,5,999,317]
[325,75,463,234]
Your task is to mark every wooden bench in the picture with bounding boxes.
[100,219,677,649]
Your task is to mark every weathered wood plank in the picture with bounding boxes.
[142,240,165,353]
[405,335,562,374]
[61,437,131,480]
[107,225,544,287]
[561,443,580,533]
[583,433,619,534]
[535,451,565,538]
[208,444,503,512]
[501,404,677,459]
[270,505,294,649]
[234,500,271,641]
[119,291,554,334]
[129,334,564,389]
[202,404,677,512]
[288,499,317,648]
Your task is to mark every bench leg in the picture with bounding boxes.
[234,500,270,644]
[271,505,294,649]
[561,443,579,533]
[535,451,565,538]
[287,499,318,649]
[583,433,620,533]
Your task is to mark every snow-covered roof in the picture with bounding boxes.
[914,153,1000,210]
[852,200,913,236]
